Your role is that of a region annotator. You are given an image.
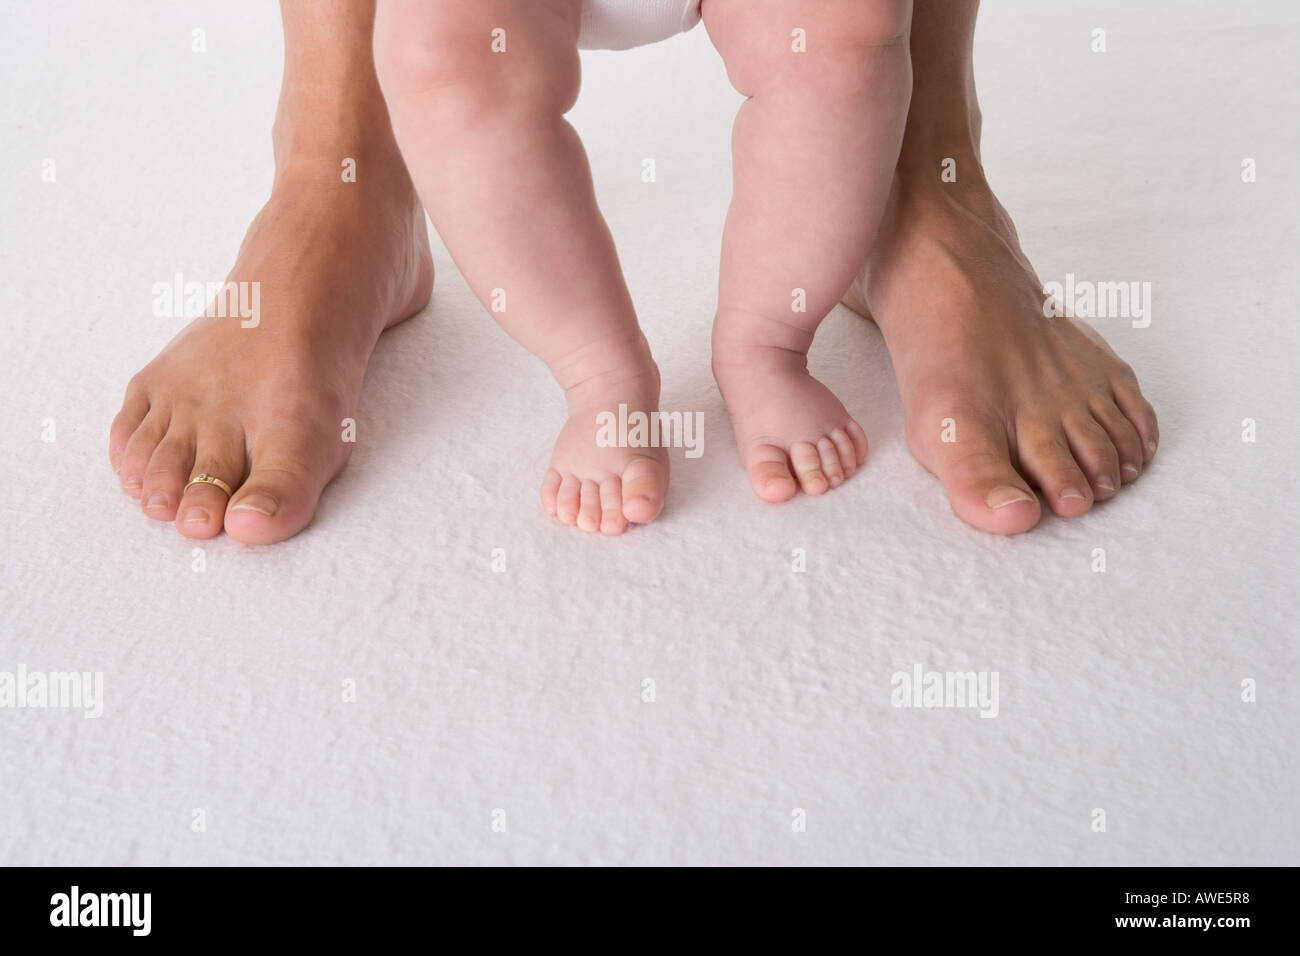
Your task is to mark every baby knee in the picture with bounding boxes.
[841,0,912,52]
[374,12,578,130]
[721,0,910,98]
[807,0,912,81]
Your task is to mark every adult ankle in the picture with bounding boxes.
[896,108,984,181]
[270,85,408,187]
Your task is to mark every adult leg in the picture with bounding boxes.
[844,0,1159,534]
[110,0,433,544]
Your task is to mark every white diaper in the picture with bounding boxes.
[579,0,703,51]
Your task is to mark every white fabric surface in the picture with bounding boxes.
[1,0,1297,866]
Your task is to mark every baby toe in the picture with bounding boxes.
[817,437,845,488]
[540,468,563,517]
[577,479,602,533]
[599,477,627,536]
[555,473,581,526]
[789,441,829,496]
[744,443,797,503]
[829,427,860,479]
[846,420,869,465]
[621,455,666,524]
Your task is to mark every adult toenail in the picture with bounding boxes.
[144,492,167,510]
[1060,487,1086,501]
[986,486,1034,510]
[182,507,209,524]
[1096,475,1116,493]
[1146,439,1157,456]
[1122,464,1140,481]
[230,493,278,517]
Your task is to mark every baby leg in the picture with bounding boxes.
[704,0,912,500]
[374,0,667,534]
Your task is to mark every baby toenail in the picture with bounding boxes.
[123,476,142,492]
[144,492,167,510]
[1096,475,1116,493]
[182,507,209,524]
[1122,464,1140,481]
[230,493,278,517]
[986,486,1034,510]
[1059,487,1086,501]
[1146,439,1157,457]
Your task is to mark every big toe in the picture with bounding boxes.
[621,455,667,524]
[224,466,322,545]
[947,458,1041,534]
[921,410,1041,534]
[744,443,798,503]
[224,431,336,546]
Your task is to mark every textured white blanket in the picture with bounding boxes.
[1,0,1296,865]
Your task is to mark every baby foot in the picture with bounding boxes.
[540,354,668,536]
[712,316,869,503]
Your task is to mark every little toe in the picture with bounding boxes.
[789,441,829,496]
[140,434,195,522]
[1111,376,1159,462]
[540,468,562,517]
[598,477,627,536]
[555,474,580,526]
[817,437,846,488]
[745,443,797,503]
[577,479,601,533]
[1063,414,1121,500]
[621,455,666,524]
[1015,424,1094,517]
[109,388,149,474]
[829,427,859,479]
[846,421,869,466]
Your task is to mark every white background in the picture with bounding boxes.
[1,0,1296,865]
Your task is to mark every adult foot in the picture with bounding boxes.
[843,168,1158,534]
[109,165,433,545]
